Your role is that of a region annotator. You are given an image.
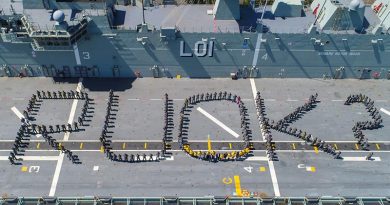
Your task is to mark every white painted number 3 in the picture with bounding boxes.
[29,166,40,173]
[82,52,90,60]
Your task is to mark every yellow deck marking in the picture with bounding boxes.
[36,143,40,149]
[79,143,83,149]
[259,166,266,172]
[334,144,338,150]
[176,75,181,79]
[123,142,127,149]
[100,146,104,153]
[355,144,359,150]
[376,143,380,150]
[292,143,296,150]
[310,167,316,172]
[314,146,319,154]
[58,143,62,150]
[222,177,233,185]
[207,135,212,152]
[229,143,232,149]
[233,175,242,197]
[21,166,28,172]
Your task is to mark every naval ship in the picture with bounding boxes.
[1,0,390,79]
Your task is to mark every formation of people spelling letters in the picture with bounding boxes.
[8,90,383,165]
[178,91,253,162]
[100,90,163,163]
[8,90,91,165]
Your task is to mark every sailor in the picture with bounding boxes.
[142,153,147,161]
[130,154,135,162]
[366,152,374,160]
[113,154,118,161]
[41,90,46,99]
[78,117,83,126]
[149,153,153,161]
[156,152,160,160]
[61,124,66,132]
[73,122,78,130]
[118,154,122,161]
[47,91,52,99]
[213,92,217,100]
[124,154,129,162]
[67,123,72,132]
[136,154,141,161]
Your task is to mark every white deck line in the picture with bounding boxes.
[73,43,81,65]
[11,106,24,119]
[245,156,268,161]
[49,78,82,197]
[0,156,59,161]
[250,33,281,196]
[196,107,240,138]
[342,157,381,161]
[380,108,390,116]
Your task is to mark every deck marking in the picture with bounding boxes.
[196,107,240,138]
[331,99,343,102]
[287,99,299,102]
[259,166,266,172]
[250,78,280,197]
[100,146,104,153]
[127,98,140,101]
[207,135,212,151]
[150,98,162,101]
[355,144,359,150]
[233,175,243,197]
[264,99,276,101]
[252,33,263,66]
[0,156,59,161]
[36,143,40,149]
[80,143,83,149]
[49,78,82,197]
[334,144,338,150]
[244,166,253,173]
[245,156,268,161]
[21,166,28,172]
[292,143,296,150]
[380,108,390,116]
[222,177,233,185]
[93,166,99,171]
[250,79,265,141]
[229,143,232,149]
[306,166,316,172]
[73,43,81,65]
[11,106,24,119]
[376,143,380,150]
[123,142,127,149]
[342,157,381,161]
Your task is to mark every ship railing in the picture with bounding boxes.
[175,25,256,33]
[0,197,389,205]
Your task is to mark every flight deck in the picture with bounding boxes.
[1,78,390,197]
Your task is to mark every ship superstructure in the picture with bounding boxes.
[1,0,390,78]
